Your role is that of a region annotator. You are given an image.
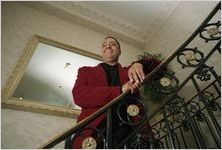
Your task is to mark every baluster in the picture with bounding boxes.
[204,114,220,148]
[162,107,176,148]
[105,108,112,148]
[191,77,221,136]
[181,96,206,148]
[179,126,188,148]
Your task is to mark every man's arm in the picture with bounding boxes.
[128,58,162,84]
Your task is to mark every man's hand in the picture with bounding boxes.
[128,62,145,84]
[122,81,140,94]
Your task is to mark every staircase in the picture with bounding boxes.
[39,2,221,149]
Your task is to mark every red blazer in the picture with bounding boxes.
[73,63,129,120]
[72,59,161,148]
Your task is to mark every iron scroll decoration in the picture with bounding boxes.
[117,96,148,126]
[202,91,217,111]
[194,65,214,82]
[126,126,160,149]
[177,47,204,68]
[199,21,221,43]
[71,127,106,149]
[166,96,187,124]
[151,71,179,94]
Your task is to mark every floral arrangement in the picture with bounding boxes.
[137,51,165,62]
[138,52,173,103]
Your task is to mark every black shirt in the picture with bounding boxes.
[101,63,121,86]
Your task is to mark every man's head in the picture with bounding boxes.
[101,36,121,65]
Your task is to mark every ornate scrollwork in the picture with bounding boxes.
[208,100,218,111]
[127,104,140,117]
[187,101,201,114]
[166,96,183,114]
[151,71,179,94]
[182,120,190,131]
[117,96,147,126]
[199,21,221,42]
[127,124,162,149]
[72,127,105,149]
[166,96,187,124]
[195,111,205,122]
[177,47,204,68]
[173,111,187,124]
[159,119,174,132]
[81,137,97,149]
[195,65,213,81]
[160,77,172,87]
[202,91,217,111]
[126,133,149,149]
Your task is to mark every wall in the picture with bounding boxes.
[1,109,75,148]
[1,2,143,148]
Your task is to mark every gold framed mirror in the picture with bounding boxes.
[2,35,102,118]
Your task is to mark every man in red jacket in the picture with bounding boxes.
[71,36,160,148]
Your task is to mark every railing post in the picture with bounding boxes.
[209,67,221,86]
[162,107,176,149]
[204,115,221,148]
[181,96,206,148]
[105,108,112,148]
[191,76,221,137]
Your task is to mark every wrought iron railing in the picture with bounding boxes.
[39,2,221,149]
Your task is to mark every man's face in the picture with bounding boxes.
[101,38,121,65]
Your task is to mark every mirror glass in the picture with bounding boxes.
[12,42,102,109]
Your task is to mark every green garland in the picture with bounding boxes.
[137,51,165,61]
[138,52,170,103]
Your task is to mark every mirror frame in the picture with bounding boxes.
[1,35,102,118]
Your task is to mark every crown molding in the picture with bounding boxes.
[49,2,147,39]
[24,1,147,48]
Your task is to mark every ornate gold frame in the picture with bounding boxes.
[1,35,102,118]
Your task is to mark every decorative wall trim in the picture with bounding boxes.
[23,1,181,49]
[47,1,147,40]
[2,98,80,118]
[24,1,147,48]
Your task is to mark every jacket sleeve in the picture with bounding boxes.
[72,67,121,108]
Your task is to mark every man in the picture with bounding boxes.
[71,36,160,148]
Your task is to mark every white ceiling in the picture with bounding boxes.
[26,1,218,48]
[26,1,180,48]
[80,1,179,37]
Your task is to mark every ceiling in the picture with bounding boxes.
[80,1,179,40]
[25,1,219,49]
[26,1,180,48]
